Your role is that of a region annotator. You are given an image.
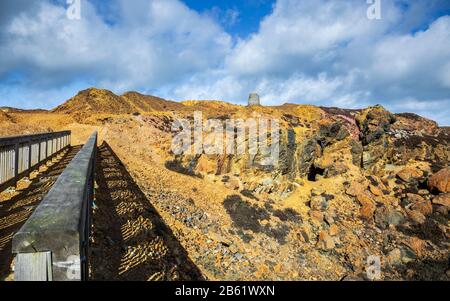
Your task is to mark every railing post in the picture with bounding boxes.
[28,140,32,173]
[14,143,19,185]
[38,138,41,165]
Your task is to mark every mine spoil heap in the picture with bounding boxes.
[1,88,449,281]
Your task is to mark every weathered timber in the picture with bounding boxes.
[0,131,71,191]
[12,132,97,281]
[15,252,52,281]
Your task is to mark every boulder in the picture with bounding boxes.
[432,193,450,208]
[397,167,423,182]
[403,237,426,258]
[310,195,328,211]
[406,209,426,225]
[369,184,383,196]
[375,207,404,229]
[405,193,433,216]
[428,168,450,193]
[411,200,433,216]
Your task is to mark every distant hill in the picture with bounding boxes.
[53,88,184,120]
[1,107,47,114]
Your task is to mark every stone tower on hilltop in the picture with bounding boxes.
[248,93,261,107]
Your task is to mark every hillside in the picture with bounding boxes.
[1,89,449,281]
[53,88,184,121]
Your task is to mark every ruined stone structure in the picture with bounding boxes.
[248,93,261,106]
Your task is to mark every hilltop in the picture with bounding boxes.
[53,88,184,121]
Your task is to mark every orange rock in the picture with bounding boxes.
[196,155,216,174]
[329,224,340,236]
[317,231,335,250]
[309,210,324,222]
[369,184,383,196]
[404,237,426,257]
[428,168,450,193]
[356,193,376,220]
[406,193,426,203]
[346,182,366,197]
[397,167,423,182]
[406,209,426,225]
[386,248,402,266]
[432,193,450,208]
[411,199,433,216]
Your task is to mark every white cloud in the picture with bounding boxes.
[0,0,231,91]
[0,0,449,125]
[166,0,450,124]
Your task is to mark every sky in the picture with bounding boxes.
[0,0,450,125]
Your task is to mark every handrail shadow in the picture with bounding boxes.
[90,142,204,281]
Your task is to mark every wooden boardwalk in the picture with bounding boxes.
[0,146,81,280]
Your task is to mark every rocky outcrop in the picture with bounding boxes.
[354,105,396,170]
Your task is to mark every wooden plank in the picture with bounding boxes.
[12,132,97,281]
[15,252,52,281]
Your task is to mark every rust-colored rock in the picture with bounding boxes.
[432,193,450,208]
[329,224,340,236]
[397,167,423,182]
[317,231,335,250]
[404,237,426,258]
[369,184,383,196]
[345,182,366,197]
[428,168,450,193]
[406,209,426,225]
[356,193,376,220]
[411,199,433,216]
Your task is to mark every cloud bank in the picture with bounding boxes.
[0,0,449,125]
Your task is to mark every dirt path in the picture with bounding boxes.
[89,142,203,280]
[0,146,81,281]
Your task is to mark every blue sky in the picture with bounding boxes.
[0,0,450,125]
[182,0,275,38]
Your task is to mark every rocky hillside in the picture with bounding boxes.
[158,103,450,280]
[1,89,449,280]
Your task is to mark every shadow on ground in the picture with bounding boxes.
[90,142,203,281]
[0,146,81,280]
